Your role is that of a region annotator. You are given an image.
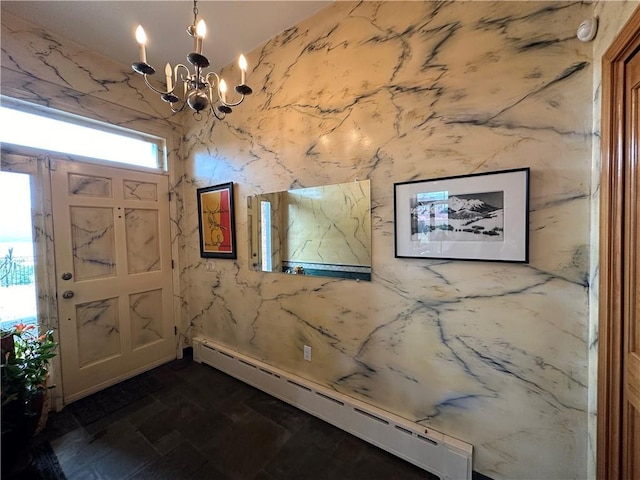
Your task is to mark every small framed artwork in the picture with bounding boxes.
[197,182,237,259]
[394,168,529,262]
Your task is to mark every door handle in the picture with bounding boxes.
[61,272,73,281]
[62,290,75,299]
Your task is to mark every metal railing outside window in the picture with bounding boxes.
[0,252,35,288]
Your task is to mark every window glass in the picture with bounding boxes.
[0,100,165,170]
[261,201,272,271]
[0,171,37,330]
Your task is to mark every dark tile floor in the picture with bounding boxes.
[40,353,440,480]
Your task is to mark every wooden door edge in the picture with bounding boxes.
[597,5,640,480]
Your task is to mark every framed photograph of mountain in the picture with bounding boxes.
[394,168,529,262]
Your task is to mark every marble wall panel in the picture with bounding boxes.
[180,2,629,479]
[0,13,172,122]
[2,2,638,479]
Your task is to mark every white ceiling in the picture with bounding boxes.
[1,1,331,72]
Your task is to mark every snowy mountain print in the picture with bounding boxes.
[410,191,504,241]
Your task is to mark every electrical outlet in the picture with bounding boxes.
[303,345,311,361]
[206,261,215,272]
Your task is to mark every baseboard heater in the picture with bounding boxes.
[193,337,472,480]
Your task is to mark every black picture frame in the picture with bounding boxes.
[197,182,237,259]
[394,168,529,262]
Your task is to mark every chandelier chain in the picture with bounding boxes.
[193,0,199,25]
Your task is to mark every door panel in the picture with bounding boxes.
[623,42,640,480]
[70,205,117,280]
[76,297,120,367]
[130,288,165,349]
[52,160,175,403]
[125,208,161,273]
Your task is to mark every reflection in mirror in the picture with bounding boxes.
[248,180,371,280]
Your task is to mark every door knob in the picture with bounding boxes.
[61,272,73,280]
[62,290,75,299]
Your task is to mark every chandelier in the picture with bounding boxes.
[131,0,252,120]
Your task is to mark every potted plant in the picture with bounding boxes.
[1,323,58,469]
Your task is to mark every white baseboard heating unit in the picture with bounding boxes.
[193,337,472,480]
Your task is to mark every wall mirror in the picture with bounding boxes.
[247,179,371,280]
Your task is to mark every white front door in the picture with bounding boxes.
[51,159,175,403]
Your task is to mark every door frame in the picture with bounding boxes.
[597,6,640,480]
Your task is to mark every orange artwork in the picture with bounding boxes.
[197,183,236,259]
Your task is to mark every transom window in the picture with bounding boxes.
[0,97,166,170]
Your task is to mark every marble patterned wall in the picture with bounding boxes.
[0,13,173,122]
[2,2,637,479]
[182,2,608,479]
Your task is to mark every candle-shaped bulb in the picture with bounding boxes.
[135,25,147,45]
[219,78,227,102]
[196,19,206,54]
[239,54,247,85]
[165,63,173,92]
[196,19,207,38]
[135,25,147,63]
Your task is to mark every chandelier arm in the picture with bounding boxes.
[169,101,188,114]
[206,84,226,120]
[209,102,226,120]
[142,64,191,100]
[204,72,221,103]
[203,72,245,107]
[206,83,216,106]
[142,74,173,96]
[220,93,246,108]
[174,64,191,92]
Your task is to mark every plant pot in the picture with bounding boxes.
[1,389,47,474]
